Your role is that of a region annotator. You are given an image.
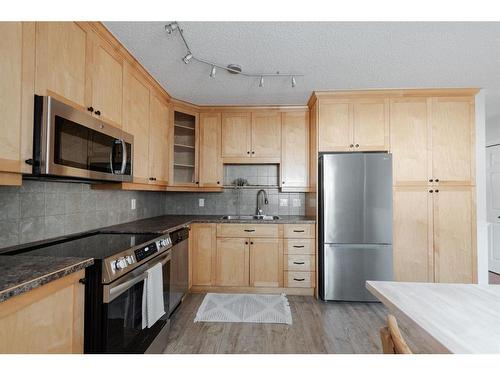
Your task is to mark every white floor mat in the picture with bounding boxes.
[194,293,292,325]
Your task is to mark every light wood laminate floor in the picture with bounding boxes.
[163,293,426,354]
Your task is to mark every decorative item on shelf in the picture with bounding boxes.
[233,178,248,188]
[164,22,304,88]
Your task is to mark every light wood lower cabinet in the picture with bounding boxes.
[393,186,476,283]
[393,187,433,282]
[216,237,250,287]
[249,238,283,287]
[0,270,84,353]
[433,186,476,283]
[190,223,216,286]
[190,223,316,294]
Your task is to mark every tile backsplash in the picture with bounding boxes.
[164,188,305,217]
[0,180,167,248]
[224,164,279,187]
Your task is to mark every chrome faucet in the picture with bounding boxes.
[256,189,269,217]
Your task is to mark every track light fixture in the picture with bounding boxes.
[183,53,193,64]
[165,21,303,88]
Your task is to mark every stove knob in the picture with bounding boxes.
[125,255,134,265]
[114,257,128,270]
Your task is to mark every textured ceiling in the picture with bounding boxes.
[104,21,500,123]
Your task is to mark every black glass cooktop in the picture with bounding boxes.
[4,233,160,260]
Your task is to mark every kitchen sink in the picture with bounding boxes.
[220,215,281,221]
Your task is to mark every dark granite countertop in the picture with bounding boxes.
[0,256,93,303]
[102,215,316,234]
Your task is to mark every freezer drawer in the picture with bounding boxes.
[322,244,393,301]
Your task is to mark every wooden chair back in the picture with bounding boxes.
[380,314,412,354]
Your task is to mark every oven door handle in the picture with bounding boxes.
[107,273,147,303]
[104,252,171,303]
[120,139,127,175]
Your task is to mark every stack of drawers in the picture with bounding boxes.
[283,224,316,288]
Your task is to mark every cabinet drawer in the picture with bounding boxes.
[285,254,315,272]
[284,224,315,238]
[217,224,279,238]
[284,239,315,254]
[285,271,315,288]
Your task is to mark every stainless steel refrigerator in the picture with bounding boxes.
[319,152,393,301]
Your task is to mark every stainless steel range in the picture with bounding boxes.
[4,231,173,353]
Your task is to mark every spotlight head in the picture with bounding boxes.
[165,22,179,34]
[291,76,296,88]
[183,53,193,64]
[210,65,216,78]
[259,76,264,88]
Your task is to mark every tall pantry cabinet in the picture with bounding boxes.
[312,90,478,284]
[390,94,476,283]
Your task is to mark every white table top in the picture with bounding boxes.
[366,281,500,354]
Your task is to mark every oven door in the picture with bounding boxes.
[36,96,133,182]
[101,251,170,353]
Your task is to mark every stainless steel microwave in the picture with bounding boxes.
[31,96,133,182]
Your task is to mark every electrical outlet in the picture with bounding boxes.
[131,199,136,210]
[280,198,288,207]
[199,198,205,207]
[293,199,301,208]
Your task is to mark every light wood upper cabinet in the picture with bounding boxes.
[318,101,352,151]
[89,33,123,127]
[148,91,170,185]
[318,98,389,152]
[0,22,35,181]
[199,113,222,187]
[191,224,216,286]
[249,238,283,287]
[281,110,309,189]
[216,237,250,287]
[35,22,88,108]
[353,99,389,151]
[221,111,282,162]
[433,186,476,283]
[390,98,430,185]
[393,187,433,282]
[123,65,150,184]
[431,97,474,185]
[221,112,251,158]
[251,112,281,159]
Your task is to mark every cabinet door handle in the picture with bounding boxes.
[429,179,433,182]
[293,278,305,282]
[244,229,255,232]
[293,230,305,233]
[245,241,248,245]
[251,151,255,154]
[247,151,250,154]
[435,179,439,182]
[282,181,285,184]
[293,245,305,248]
[293,261,305,265]
[250,241,254,245]
[435,189,439,193]
[349,144,354,148]
[87,106,94,113]
[429,190,433,193]
[95,110,101,116]
[217,181,220,184]
[355,144,359,148]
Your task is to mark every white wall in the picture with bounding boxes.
[476,90,489,284]
[486,115,500,147]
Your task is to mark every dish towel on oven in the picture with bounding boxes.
[141,262,165,329]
